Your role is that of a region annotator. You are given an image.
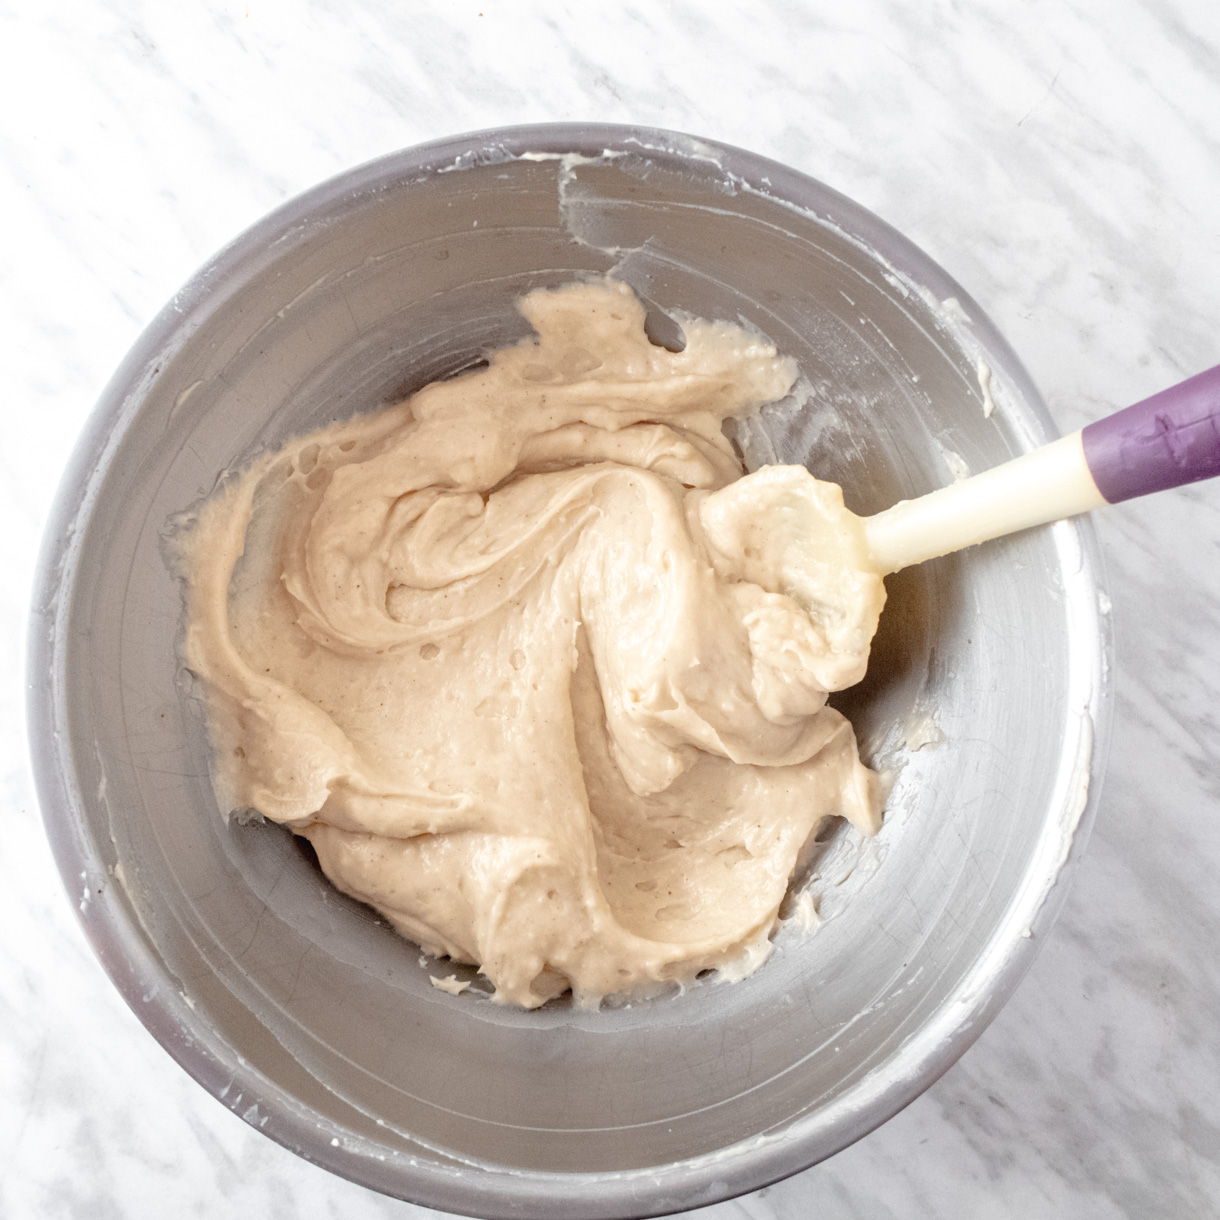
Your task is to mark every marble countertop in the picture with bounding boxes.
[3,2,1219,1217]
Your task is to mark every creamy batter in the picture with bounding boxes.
[184,279,886,1008]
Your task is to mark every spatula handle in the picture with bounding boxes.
[1082,363,1220,503]
[861,364,1220,575]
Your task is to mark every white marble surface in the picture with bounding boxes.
[3,1,1220,1216]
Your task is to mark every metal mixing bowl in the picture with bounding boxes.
[27,124,1111,1219]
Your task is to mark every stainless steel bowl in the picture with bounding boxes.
[27,124,1111,1219]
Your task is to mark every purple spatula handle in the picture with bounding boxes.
[1082,363,1220,504]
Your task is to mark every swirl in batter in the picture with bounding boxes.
[184,279,885,1008]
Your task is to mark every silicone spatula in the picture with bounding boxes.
[862,363,1220,573]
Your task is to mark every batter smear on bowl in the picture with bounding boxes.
[183,278,886,1008]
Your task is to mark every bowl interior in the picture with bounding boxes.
[36,129,1105,1218]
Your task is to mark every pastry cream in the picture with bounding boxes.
[184,279,886,1008]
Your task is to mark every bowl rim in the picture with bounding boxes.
[25,121,1113,1220]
